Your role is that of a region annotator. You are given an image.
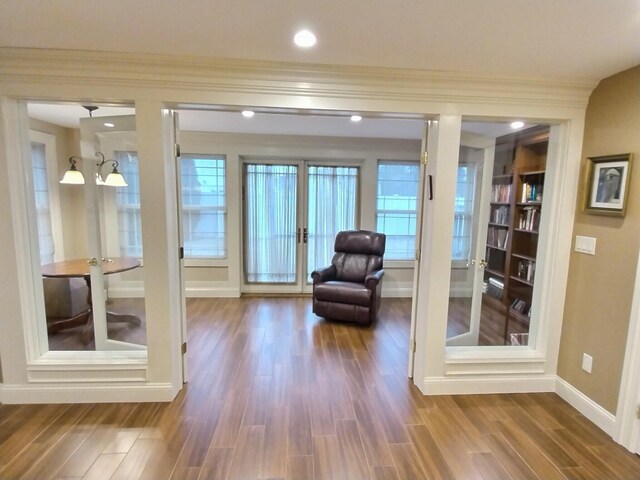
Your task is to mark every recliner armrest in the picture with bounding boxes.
[365,269,384,290]
[311,265,337,285]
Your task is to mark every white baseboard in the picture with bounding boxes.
[555,376,616,437]
[0,382,179,404]
[108,284,145,298]
[420,374,557,395]
[186,283,241,298]
[382,282,413,298]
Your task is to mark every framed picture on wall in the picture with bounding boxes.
[585,153,633,216]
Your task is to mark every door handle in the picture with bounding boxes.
[303,227,308,243]
[87,257,99,266]
[479,259,488,268]
[466,259,476,268]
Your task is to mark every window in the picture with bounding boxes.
[376,161,419,260]
[181,155,226,258]
[31,142,55,265]
[452,163,476,262]
[115,151,142,257]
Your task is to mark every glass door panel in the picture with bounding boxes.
[306,165,358,285]
[446,119,550,347]
[80,111,146,351]
[244,163,299,284]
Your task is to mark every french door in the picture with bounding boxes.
[242,160,359,293]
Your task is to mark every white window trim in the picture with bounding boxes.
[376,159,420,261]
[30,130,64,262]
[180,154,228,261]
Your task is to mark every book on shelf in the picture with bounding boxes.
[518,207,539,231]
[520,182,543,203]
[491,205,509,224]
[491,184,512,203]
[486,277,504,300]
[488,227,509,248]
[516,259,536,283]
[510,298,529,314]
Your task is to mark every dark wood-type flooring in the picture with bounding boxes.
[2,297,640,479]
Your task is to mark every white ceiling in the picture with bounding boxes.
[2,1,639,81]
[27,103,529,140]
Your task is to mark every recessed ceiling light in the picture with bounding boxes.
[242,110,255,118]
[511,121,524,129]
[350,115,362,122]
[104,122,115,128]
[294,30,317,48]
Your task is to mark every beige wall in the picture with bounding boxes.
[558,65,640,414]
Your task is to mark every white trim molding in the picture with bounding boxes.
[614,248,640,452]
[0,48,595,112]
[186,282,241,298]
[556,376,617,438]
[0,382,177,404]
[423,375,557,395]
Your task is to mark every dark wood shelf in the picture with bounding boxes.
[517,202,542,207]
[509,308,530,325]
[487,245,508,252]
[492,174,513,180]
[485,268,505,278]
[490,202,511,206]
[511,253,536,262]
[514,228,539,234]
[510,275,534,287]
[488,222,509,228]
[520,170,546,177]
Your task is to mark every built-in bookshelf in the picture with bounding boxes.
[481,126,548,345]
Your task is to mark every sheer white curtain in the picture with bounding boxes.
[245,164,298,283]
[31,142,55,265]
[307,166,358,280]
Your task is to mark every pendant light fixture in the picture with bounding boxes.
[59,106,128,187]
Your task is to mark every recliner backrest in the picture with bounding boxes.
[331,230,385,283]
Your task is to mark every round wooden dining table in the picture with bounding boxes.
[42,257,141,344]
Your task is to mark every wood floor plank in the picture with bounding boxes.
[406,423,455,480]
[288,391,313,456]
[137,416,194,480]
[484,433,540,480]
[110,438,157,480]
[472,452,515,480]
[226,425,265,480]
[336,419,371,480]
[352,397,394,468]
[54,404,137,478]
[199,447,235,480]
[387,443,429,479]
[261,406,289,478]
[81,453,126,480]
[287,455,314,480]
[312,434,346,480]
[370,465,400,480]
[0,404,91,479]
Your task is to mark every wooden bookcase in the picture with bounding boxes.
[482,126,549,345]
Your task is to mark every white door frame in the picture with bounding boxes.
[615,247,640,452]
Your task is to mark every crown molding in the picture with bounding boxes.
[0,47,596,110]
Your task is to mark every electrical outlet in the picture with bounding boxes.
[582,353,593,373]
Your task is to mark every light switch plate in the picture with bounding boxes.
[582,353,593,373]
[575,235,596,255]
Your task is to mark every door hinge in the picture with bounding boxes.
[636,404,640,420]
[181,342,187,355]
[179,246,184,260]
[174,143,181,158]
[421,151,428,166]
[409,339,416,352]
[415,249,421,261]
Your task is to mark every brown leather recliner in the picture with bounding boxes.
[311,230,386,325]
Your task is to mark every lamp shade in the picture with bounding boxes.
[104,170,128,187]
[59,165,85,184]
